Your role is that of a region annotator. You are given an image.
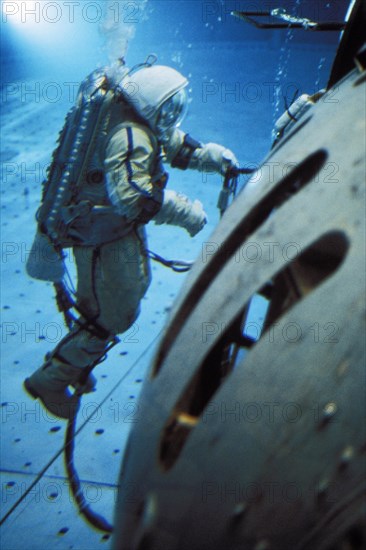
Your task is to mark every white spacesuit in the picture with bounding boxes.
[24,64,238,419]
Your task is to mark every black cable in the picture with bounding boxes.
[146,249,193,272]
[133,225,194,273]
[52,277,118,532]
[65,406,114,533]
[283,89,300,122]
[63,336,119,533]
[62,330,161,534]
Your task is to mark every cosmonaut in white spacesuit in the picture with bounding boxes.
[24,63,238,420]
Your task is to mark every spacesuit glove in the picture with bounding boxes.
[185,198,208,236]
[154,189,207,237]
[192,143,239,176]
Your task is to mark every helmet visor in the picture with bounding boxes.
[156,88,188,135]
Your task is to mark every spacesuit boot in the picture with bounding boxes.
[24,325,111,420]
[23,357,83,420]
[42,351,97,394]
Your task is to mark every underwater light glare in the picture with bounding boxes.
[1,0,94,47]
[2,1,39,25]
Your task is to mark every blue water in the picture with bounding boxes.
[1,0,347,223]
[0,1,351,548]
[1,0,346,162]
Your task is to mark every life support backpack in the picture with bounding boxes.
[26,60,133,282]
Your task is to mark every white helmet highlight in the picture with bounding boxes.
[120,65,188,135]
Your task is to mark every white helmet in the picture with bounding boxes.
[120,65,188,136]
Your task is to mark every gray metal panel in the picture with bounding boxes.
[113,68,366,549]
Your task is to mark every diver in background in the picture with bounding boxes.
[24,63,238,420]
